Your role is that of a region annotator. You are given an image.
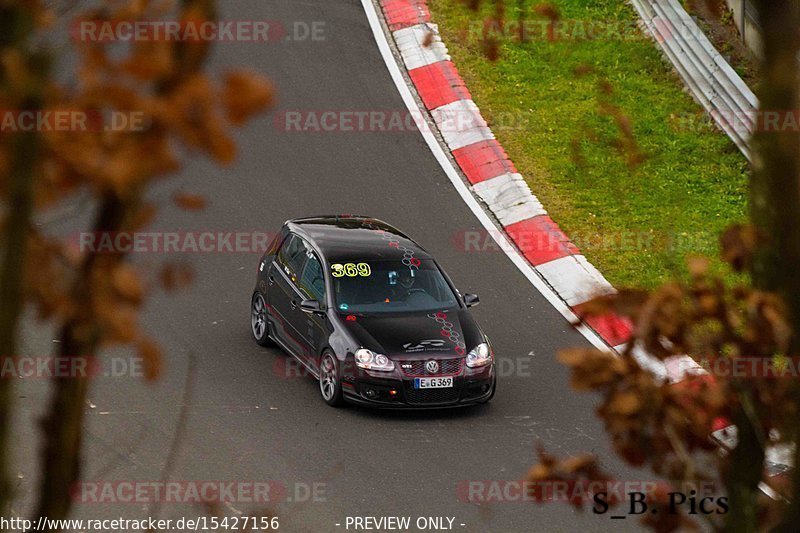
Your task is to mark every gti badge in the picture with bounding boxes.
[425,360,440,374]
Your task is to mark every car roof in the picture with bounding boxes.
[286,216,432,262]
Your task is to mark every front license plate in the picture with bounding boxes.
[414,377,454,389]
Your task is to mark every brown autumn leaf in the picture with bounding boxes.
[123,41,175,80]
[172,192,207,211]
[613,289,652,318]
[636,283,688,355]
[616,112,634,138]
[165,73,217,145]
[128,203,157,231]
[481,37,500,61]
[36,4,56,28]
[0,143,10,182]
[574,290,649,323]
[608,390,642,416]
[697,293,721,318]
[137,337,162,381]
[100,304,139,344]
[758,293,792,352]
[560,454,596,474]
[719,224,760,272]
[422,30,434,48]
[0,49,31,96]
[223,70,274,126]
[527,449,619,507]
[115,0,152,20]
[102,141,147,193]
[558,348,626,391]
[687,255,710,278]
[139,134,181,178]
[572,294,615,317]
[207,125,238,164]
[557,347,597,367]
[639,500,700,533]
[740,291,791,352]
[160,262,194,292]
[527,463,550,482]
[112,264,144,304]
[534,3,560,22]
[25,233,73,320]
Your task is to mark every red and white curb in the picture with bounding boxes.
[379,0,665,363]
[366,0,793,483]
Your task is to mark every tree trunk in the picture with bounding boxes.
[31,194,125,524]
[28,0,216,527]
[751,1,800,319]
[0,4,44,514]
[749,1,800,531]
[724,401,765,532]
[0,126,39,515]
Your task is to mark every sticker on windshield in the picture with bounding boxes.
[331,263,371,278]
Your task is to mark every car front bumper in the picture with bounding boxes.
[341,363,495,409]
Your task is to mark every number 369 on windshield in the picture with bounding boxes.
[330,263,371,278]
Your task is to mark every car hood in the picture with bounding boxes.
[339,308,483,359]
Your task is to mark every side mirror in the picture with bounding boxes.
[300,299,324,314]
[464,293,480,308]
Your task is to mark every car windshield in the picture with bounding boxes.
[331,259,458,314]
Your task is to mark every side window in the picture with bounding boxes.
[298,253,326,303]
[276,234,308,280]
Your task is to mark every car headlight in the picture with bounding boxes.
[354,348,395,371]
[466,342,492,368]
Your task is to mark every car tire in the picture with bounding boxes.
[251,292,272,347]
[318,351,344,407]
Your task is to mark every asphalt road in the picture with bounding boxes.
[12,1,648,531]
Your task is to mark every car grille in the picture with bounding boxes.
[400,358,463,377]
[404,383,461,405]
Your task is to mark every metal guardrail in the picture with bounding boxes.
[629,0,757,161]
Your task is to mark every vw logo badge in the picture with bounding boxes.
[425,360,440,374]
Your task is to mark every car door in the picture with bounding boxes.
[295,251,329,371]
[267,234,309,359]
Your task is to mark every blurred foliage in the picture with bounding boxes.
[0,0,272,524]
[451,1,799,531]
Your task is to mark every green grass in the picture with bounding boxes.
[428,0,749,289]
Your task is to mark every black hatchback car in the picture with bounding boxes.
[251,216,496,408]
